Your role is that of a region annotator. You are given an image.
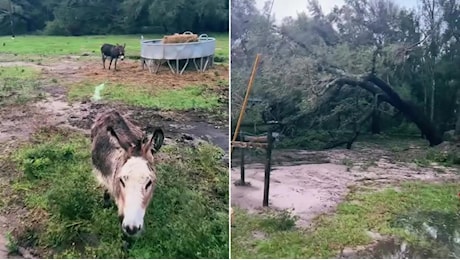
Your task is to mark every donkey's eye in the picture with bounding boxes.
[119,178,125,188]
[145,180,153,190]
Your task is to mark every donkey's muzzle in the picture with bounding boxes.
[123,224,141,236]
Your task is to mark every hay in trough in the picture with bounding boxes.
[162,34,199,44]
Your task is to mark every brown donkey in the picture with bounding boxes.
[91,110,164,236]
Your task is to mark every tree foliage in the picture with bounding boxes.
[231,0,460,147]
[0,0,228,35]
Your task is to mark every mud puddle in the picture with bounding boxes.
[341,210,460,259]
[30,95,229,152]
[341,238,444,258]
[171,121,228,152]
[389,211,460,258]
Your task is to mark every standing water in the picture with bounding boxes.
[343,211,460,258]
[390,211,460,258]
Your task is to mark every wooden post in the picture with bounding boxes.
[231,54,261,155]
[240,132,245,184]
[263,126,273,207]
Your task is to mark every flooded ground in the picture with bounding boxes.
[231,147,460,227]
[231,143,460,258]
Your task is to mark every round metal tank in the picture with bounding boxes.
[141,36,216,60]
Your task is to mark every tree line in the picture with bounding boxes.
[232,0,460,148]
[0,0,228,36]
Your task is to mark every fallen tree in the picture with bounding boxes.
[276,29,443,147]
[314,73,442,146]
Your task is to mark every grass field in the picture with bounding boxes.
[0,66,39,79]
[232,182,459,258]
[68,82,224,111]
[0,66,44,105]
[3,127,228,258]
[0,33,229,62]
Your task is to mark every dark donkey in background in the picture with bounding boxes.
[101,43,126,70]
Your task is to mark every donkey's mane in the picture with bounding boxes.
[91,110,152,178]
[91,111,143,149]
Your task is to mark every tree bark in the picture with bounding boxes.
[366,74,442,146]
[371,93,381,134]
[371,109,381,134]
[324,106,374,150]
[454,90,460,137]
[320,74,442,146]
[431,77,435,122]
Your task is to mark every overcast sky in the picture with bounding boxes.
[255,0,419,22]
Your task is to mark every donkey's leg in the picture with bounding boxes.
[102,54,106,69]
[114,58,118,71]
[109,58,113,70]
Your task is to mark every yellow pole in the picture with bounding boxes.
[231,54,261,155]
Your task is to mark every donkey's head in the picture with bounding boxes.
[115,43,126,60]
[113,127,164,236]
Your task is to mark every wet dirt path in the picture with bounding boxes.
[0,58,229,151]
[33,94,229,152]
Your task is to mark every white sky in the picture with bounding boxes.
[255,0,419,22]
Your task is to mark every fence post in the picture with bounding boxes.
[263,126,273,207]
[239,132,245,184]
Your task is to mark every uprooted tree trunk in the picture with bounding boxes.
[316,73,442,147]
[371,93,381,134]
[366,74,442,146]
[455,90,460,137]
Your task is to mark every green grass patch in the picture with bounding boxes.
[232,182,460,258]
[0,66,43,105]
[0,66,39,80]
[68,82,221,111]
[0,34,229,62]
[8,127,228,258]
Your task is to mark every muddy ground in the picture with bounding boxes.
[231,143,460,227]
[0,56,229,258]
[0,57,228,150]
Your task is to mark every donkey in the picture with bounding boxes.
[101,43,126,70]
[90,110,164,236]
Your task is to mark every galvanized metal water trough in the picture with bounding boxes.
[140,31,216,75]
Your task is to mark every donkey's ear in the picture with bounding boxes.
[123,43,126,48]
[144,128,164,153]
[108,126,134,152]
